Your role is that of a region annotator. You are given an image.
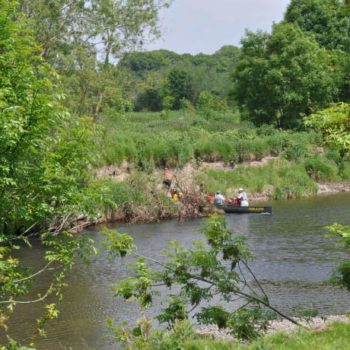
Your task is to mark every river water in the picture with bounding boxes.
[3,193,350,349]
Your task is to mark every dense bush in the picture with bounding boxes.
[303,156,339,182]
[340,162,350,180]
[273,166,318,199]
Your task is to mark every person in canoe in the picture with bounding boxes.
[237,188,249,207]
[214,191,225,205]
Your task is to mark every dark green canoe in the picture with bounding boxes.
[216,204,272,214]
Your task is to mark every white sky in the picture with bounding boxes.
[146,0,291,54]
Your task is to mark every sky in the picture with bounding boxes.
[146,0,291,54]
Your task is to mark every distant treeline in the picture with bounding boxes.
[119,46,239,111]
[119,0,350,128]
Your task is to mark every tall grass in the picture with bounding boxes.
[101,111,321,168]
[197,159,318,200]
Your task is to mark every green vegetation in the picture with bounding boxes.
[107,319,350,350]
[109,216,298,346]
[186,322,350,350]
[1,0,350,348]
[116,0,350,131]
[0,2,104,347]
[101,109,350,203]
[327,223,350,291]
[234,23,339,128]
[197,160,319,200]
[106,217,350,349]
[102,110,320,166]
[119,46,239,112]
[305,103,350,160]
[109,321,350,350]
[0,0,171,348]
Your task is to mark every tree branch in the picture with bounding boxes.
[0,284,53,305]
[13,261,54,284]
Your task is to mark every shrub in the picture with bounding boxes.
[273,166,317,199]
[341,162,350,180]
[284,140,308,161]
[325,150,343,165]
[303,157,339,182]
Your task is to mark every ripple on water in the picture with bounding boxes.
[4,193,350,350]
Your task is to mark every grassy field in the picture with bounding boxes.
[185,322,350,350]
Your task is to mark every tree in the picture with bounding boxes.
[0,2,101,347]
[119,46,239,111]
[234,23,338,127]
[119,50,179,77]
[165,68,195,110]
[19,0,172,66]
[305,103,350,159]
[198,91,227,119]
[285,0,350,53]
[18,0,172,119]
[334,51,350,102]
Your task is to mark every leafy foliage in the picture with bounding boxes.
[18,0,172,119]
[0,2,102,347]
[0,1,100,237]
[108,318,195,350]
[108,216,301,346]
[305,103,350,159]
[327,224,350,290]
[120,46,239,112]
[234,23,339,127]
[285,0,350,52]
[165,69,195,110]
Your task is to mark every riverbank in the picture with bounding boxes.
[195,315,350,342]
[91,110,350,227]
[90,158,350,227]
[67,167,350,234]
[190,320,350,350]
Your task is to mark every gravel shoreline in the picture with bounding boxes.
[195,315,350,342]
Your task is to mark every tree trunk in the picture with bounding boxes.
[93,92,104,122]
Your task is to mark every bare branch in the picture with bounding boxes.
[0,284,53,305]
[13,261,54,284]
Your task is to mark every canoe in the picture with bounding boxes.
[216,204,272,214]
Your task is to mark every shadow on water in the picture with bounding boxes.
[3,193,350,349]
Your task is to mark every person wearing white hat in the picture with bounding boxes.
[237,188,249,207]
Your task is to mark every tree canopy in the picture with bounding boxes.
[17,0,172,119]
[285,0,350,52]
[0,0,96,236]
[234,23,339,127]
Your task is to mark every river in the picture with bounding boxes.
[3,193,350,349]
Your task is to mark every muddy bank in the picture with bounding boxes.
[68,194,222,233]
[317,182,350,195]
[96,159,350,203]
[249,182,350,202]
